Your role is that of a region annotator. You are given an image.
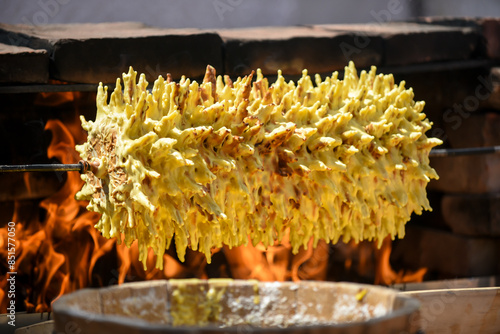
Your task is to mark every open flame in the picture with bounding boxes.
[374,236,427,285]
[0,92,427,313]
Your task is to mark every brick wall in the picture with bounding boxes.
[0,19,496,84]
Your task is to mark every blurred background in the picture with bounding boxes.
[0,0,499,29]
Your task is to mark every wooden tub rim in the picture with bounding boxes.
[52,280,421,333]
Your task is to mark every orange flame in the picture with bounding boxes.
[374,236,427,286]
[0,97,107,312]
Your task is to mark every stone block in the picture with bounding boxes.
[0,22,223,83]
[0,42,48,83]
[428,112,500,193]
[481,18,500,60]
[392,225,499,278]
[320,22,480,66]
[429,154,500,193]
[396,66,491,135]
[219,25,383,77]
[441,193,500,236]
[444,111,500,148]
[481,67,500,110]
[416,17,500,60]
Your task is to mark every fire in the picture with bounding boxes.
[0,92,427,313]
[0,118,102,312]
[374,236,427,285]
[223,233,329,282]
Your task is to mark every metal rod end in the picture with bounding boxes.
[79,160,100,174]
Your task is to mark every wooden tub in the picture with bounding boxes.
[52,279,420,333]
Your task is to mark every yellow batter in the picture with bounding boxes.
[76,62,441,269]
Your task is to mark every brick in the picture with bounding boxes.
[481,67,500,110]
[0,42,48,83]
[0,23,52,51]
[444,111,500,148]
[394,66,490,134]
[392,225,499,277]
[429,154,500,193]
[428,112,500,194]
[441,193,500,236]
[417,17,500,60]
[0,22,223,83]
[219,26,383,77]
[481,18,500,59]
[320,22,480,66]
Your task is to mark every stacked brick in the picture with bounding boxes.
[0,20,485,83]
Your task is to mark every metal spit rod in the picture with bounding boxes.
[1,146,500,173]
[0,160,92,173]
[427,146,500,158]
